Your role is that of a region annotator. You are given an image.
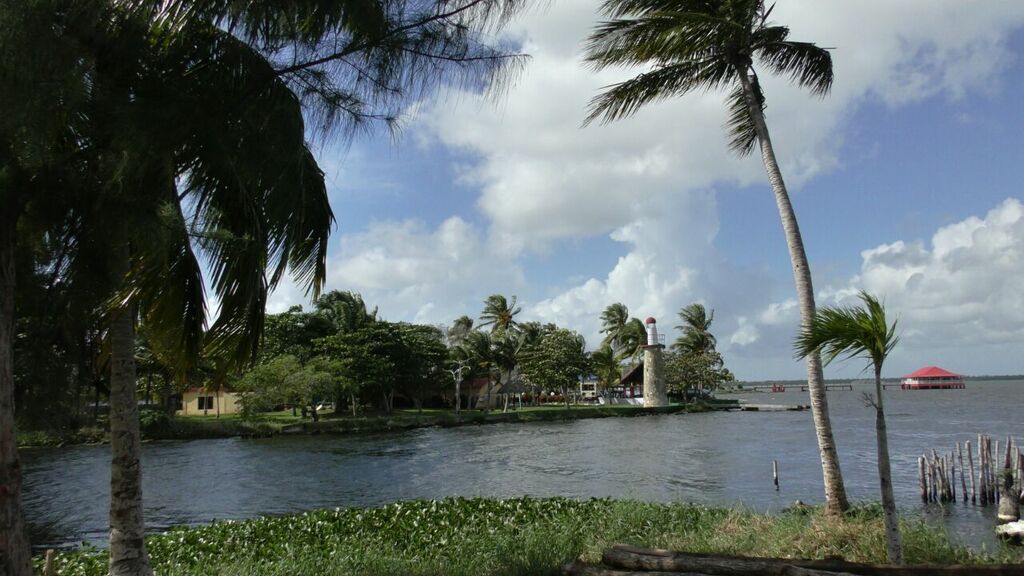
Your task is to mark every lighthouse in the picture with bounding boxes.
[642,317,669,407]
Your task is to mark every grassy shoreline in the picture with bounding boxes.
[37,497,1024,576]
[18,402,731,448]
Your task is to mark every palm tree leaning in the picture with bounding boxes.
[673,303,716,354]
[795,291,902,563]
[584,0,849,514]
[479,294,522,334]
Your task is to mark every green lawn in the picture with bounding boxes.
[38,497,1024,576]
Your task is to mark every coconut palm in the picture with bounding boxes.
[70,12,345,571]
[584,0,849,514]
[460,330,498,409]
[2,0,532,570]
[600,302,630,347]
[589,344,622,396]
[479,294,522,334]
[673,303,716,354]
[315,291,378,334]
[795,291,902,563]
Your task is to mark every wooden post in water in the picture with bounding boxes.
[772,459,779,491]
[947,455,955,502]
[991,438,999,502]
[957,442,968,503]
[1018,450,1024,502]
[43,549,55,576]
[918,456,928,503]
[998,436,1020,523]
[967,440,977,504]
[980,436,989,505]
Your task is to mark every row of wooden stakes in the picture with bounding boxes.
[918,434,1023,515]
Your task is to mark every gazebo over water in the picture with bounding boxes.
[901,366,966,390]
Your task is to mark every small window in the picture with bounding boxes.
[198,396,214,410]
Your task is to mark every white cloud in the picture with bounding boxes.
[325,216,526,326]
[738,199,1024,377]
[266,2,1024,379]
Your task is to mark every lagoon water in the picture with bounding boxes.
[22,379,1024,550]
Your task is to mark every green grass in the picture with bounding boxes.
[38,498,1024,576]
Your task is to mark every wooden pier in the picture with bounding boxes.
[798,383,853,392]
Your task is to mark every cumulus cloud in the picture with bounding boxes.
[733,199,1024,377]
[267,1,1024,379]
[326,216,526,325]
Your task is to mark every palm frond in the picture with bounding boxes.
[724,80,762,155]
[585,58,733,125]
[795,291,898,372]
[754,27,833,96]
[585,12,739,70]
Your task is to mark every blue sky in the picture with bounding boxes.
[267,1,1024,380]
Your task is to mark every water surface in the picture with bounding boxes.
[23,378,1024,550]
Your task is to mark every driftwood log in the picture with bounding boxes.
[564,559,859,576]
[563,545,1024,576]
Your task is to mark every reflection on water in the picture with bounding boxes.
[23,379,1024,550]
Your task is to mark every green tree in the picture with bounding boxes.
[314,291,377,334]
[393,324,449,412]
[518,328,588,409]
[479,294,521,334]
[584,0,849,514]
[460,330,498,410]
[599,303,646,363]
[673,303,716,354]
[589,344,621,396]
[795,291,902,562]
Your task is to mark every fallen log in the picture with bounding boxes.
[563,559,857,576]
[602,545,1024,576]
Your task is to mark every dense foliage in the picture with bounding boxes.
[39,497,1016,576]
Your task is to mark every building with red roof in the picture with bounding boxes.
[900,366,965,390]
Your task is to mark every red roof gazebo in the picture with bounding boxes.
[900,366,965,390]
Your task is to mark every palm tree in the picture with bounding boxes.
[673,303,716,354]
[461,330,497,410]
[795,291,902,563]
[600,302,630,348]
[315,291,378,333]
[599,303,646,362]
[79,14,340,572]
[479,294,522,334]
[584,0,849,514]
[2,1,532,571]
[590,344,622,396]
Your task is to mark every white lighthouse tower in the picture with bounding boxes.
[642,317,669,407]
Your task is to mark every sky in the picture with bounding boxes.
[265,1,1024,381]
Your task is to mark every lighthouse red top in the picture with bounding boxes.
[645,317,656,324]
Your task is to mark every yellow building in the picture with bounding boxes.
[177,388,241,416]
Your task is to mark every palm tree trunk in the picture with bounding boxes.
[108,246,154,576]
[0,222,32,576]
[737,67,850,515]
[455,379,461,415]
[874,366,903,563]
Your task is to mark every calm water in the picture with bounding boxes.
[22,379,1024,550]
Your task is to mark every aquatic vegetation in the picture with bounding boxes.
[38,497,1023,576]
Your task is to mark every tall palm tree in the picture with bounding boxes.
[3,1,532,572]
[673,303,716,354]
[479,294,522,334]
[795,291,902,563]
[92,35,332,576]
[584,0,849,514]
[600,302,630,347]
